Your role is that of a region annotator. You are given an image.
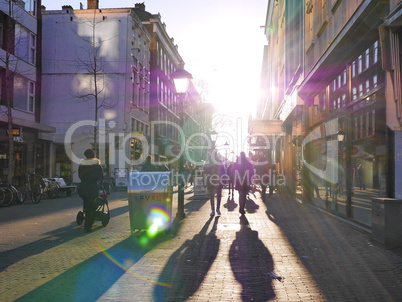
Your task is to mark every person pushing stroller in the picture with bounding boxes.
[78,149,104,231]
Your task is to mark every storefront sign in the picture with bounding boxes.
[6,128,22,137]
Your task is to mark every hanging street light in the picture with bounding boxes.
[170,67,193,220]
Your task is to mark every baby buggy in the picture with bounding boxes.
[76,185,110,228]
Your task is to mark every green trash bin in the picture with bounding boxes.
[128,172,172,234]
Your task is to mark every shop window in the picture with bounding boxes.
[352,61,356,78]
[373,40,379,64]
[358,55,363,74]
[364,48,370,70]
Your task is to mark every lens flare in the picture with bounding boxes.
[146,206,171,238]
[94,240,171,287]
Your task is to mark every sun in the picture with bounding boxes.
[209,69,260,118]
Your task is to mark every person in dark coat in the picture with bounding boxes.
[233,152,254,215]
[141,155,156,172]
[78,149,103,231]
[254,152,270,202]
[203,149,225,216]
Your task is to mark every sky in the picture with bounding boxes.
[42,0,268,154]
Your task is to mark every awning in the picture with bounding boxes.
[0,115,56,133]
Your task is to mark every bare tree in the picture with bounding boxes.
[72,10,118,154]
[0,1,35,183]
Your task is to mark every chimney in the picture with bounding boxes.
[62,5,74,11]
[135,2,145,11]
[87,0,99,9]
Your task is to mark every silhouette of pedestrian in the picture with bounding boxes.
[233,152,254,215]
[78,149,103,231]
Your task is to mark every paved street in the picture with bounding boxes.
[1,187,402,302]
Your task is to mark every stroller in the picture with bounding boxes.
[76,184,110,228]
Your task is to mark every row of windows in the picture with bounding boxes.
[352,41,379,77]
[315,40,383,113]
[131,118,149,137]
[0,19,37,66]
[353,110,376,140]
[157,42,175,77]
[156,76,178,114]
[158,110,179,142]
[131,69,149,111]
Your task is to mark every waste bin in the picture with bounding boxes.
[371,198,402,249]
[128,172,172,234]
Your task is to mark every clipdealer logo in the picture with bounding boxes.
[64,117,249,166]
[301,118,341,185]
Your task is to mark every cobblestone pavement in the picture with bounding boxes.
[0,187,401,302]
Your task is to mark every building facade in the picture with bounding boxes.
[134,3,206,169]
[40,1,206,181]
[252,0,402,230]
[41,2,151,181]
[0,0,55,186]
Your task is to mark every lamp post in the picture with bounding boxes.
[210,130,218,149]
[171,68,193,220]
[338,128,352,217]
[224,140,229,161]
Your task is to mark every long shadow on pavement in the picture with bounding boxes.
[0,204,129,272]
[15,234,169,302]
[265,194,402,301]
[0,191,128,224]
[229,215,275,301]
[153,216,220,301]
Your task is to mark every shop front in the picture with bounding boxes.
[302,37,388,228]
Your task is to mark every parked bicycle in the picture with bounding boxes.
[20,172,44,204]
[0,183,23,207]
[52,171,77,196]
[43,177,61,198]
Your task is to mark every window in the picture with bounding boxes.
[364,48,370,70]
[358,55,363,74]
[29,33,36,65]
[13,76,35,113]
[373,41,379,63]
[373,74,378,88]
[28,81,34,112]
[352,87,357,100]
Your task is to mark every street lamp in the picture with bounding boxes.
[210,130,218,148]
[224,140,229,161]
[337,130,345,144]
[171,67,193,220]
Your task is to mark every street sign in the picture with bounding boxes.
[171,145,181,155]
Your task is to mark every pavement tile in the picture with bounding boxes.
[0,187,402,301]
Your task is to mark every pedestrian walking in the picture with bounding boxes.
[226,161,235,201]
[203,149,225,216]
[233,151,254,215]
[78,149,104,231]
[141,154,156,172]
[254,151,270,202]
[356,163,365,190]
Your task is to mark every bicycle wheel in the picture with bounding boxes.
[109,180,116,192]
[1,187,14,207]
[20,184,28,203]
[31,184,42,204]
[0,188,5,206]
[10,185,23,204]
[47,182,60,198]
